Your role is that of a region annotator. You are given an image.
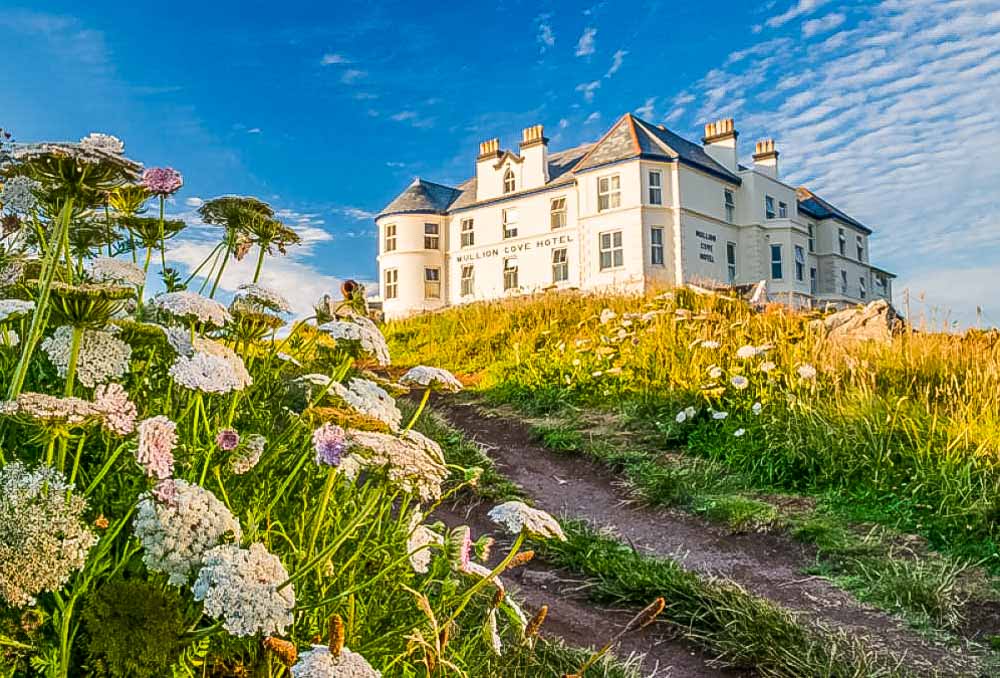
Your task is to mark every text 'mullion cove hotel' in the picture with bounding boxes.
[375,113,895,319]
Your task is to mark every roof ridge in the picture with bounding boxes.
[630,116,676,157]
[570,113,637,173]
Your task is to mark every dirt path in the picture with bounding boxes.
[432,398,984,677]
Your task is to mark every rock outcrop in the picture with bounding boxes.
[823,299,904,342]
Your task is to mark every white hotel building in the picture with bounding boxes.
[375,114,894,319]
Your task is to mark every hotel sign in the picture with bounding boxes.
[695,229,716,263]
[454,233,575,262]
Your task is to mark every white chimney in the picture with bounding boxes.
[475,137,502,201]
[518,124,549,189]
[701,118,738,173]
[752,139,779,179]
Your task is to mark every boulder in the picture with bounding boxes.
[824,299,904,343]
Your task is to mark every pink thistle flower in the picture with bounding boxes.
[141,167,183,196]
[311,423,345,467]
[215,428,240,451]
[137,416,177,480]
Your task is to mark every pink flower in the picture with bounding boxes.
[93,383,137,435]
[215,428,240,451]
[137,416,177,479]
[141,167,183,195]
[152,478,178,505]
[312,423,345,467]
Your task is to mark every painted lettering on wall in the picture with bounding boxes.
[454,233,575,263]
[695,229,716,263]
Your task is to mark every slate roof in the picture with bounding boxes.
[796,187,873,234]
[379,178,463,216]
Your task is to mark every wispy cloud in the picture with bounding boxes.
[605,48,627,77]
[575,80,601,102]
[338,206,377,220]
[390,110,434,129]
[765,0,830,29]
[246,127,262,134]
[575,27,597,56]
[535,13,555,53]
[320,53,351,65]
[802,12,845,38]
[340,69,366,84]
[635,97,656,119]
[584,111,601,124]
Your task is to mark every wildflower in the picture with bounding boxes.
[797,364,818,380]
[42,326,132,387]
[290,645,381,678]
[406,512,443,574]
[344,429,448,502]
[169,346,252,394]
[320,316,390,366]
[0,299,33,322]
[674,410,687,424]
[760,361,777,373]
[216,428,241,452]
[3,392,102,429]
[487,501,566,541]
[153,291,232,327]
[734,428,746,437]
[730,375,749,390]
[0,176,40,213]
[136,416,177,479]
[735,345,758,359]
[599,308,617,324]
[141,167,183,195]
[133,480,242,585]
[684,406,697,418]
[752,402,763,415]
[93,383,136,435]
[700,340,720,349]
[234,283,291,313]
[0,463,97,607]
[312,423,346,467]
[448,525,473,573]
[87,257,146,286]
[231,434,266,475]
[192,543,295,637]
[399,366,463,393]
[330,378,402,430]
[707,365,723,379]
[80,132,125,155]
[711,410,729,420]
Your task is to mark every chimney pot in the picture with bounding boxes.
[478,137,500,159]
[519,124,547,148]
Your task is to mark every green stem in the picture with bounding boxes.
[64,326,84,397]
[104,202,113,257]
[307,469,337,557]
[443,531,525,629]
[184,241,225,287]
[209,236,232,299]
[252,244,266,283]
[403,389,431,433]
[158,195,167,271]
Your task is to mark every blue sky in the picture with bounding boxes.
[3,0,999,326]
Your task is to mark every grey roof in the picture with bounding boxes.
[379,178,462,216]
[796,187,873,234]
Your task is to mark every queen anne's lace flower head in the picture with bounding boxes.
[797,364,818,380]
[136,416,177,479]
[487,501,566,541]
[2,392,104,429]
[399,366,463,393]
[320,316,390,366]
[312,423,346,467]
[234,283,292,313]
[291,645,381,678]
[0,299,34,322]
[735,345,759,359]
[141,167,183,195]
[169,345,252,394]
[154,291,232,327]
[329,378,402,430]
[0,462,97,607]
[231,434,265,475]
[87,257,146,286]
[133,480,242,585]
[0,176,40,213]
[79,133,125,155]
[344,429,448,502]
[42,326,132,388]
[730,375,749,390]
[93,382,137,435]
[192,543,295,637]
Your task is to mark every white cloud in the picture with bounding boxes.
[536,13,555,52]
[558,118,570,129]
[353,92,378,100]
[575,27,597,56]
[605,48,627,77]
[765,0,830,28]
[584,111,601,124]
[391,111,417,122]
[802,12,845,38]
[390,110,434,128]
[635,97,656,119]
[339,206,377,220]
[340,69,366,84]
[386,161,406,168]
[575,80,601,102]
[247,127,262,134]
[320,53,351,65]
[184,197,204,207]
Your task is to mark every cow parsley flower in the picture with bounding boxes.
[707,365,723,379]
[231,434,265,475]
[42,326,132,387]
[730,375,749,390]
[79,132,125,155]
[0,299,34,322]
[0,176,40,213]
[234,283,291,313]
[320,316,390,366]
[136,416,177,479]
[133,480,242,585]
[93,382,137,435]
[700,340,720,349]
[734,428,746,437]
[0,462,97,607]
[751,401,763,415]
[2,392,102,428]
[711,410,729,420]
[330,378,402,430]
[599,308,617,324]
[192,543,295,637]
[487,501,566,541]
[735,345,759,359]
[291,645,381,678]
[399,366,463,393]
[760,361,777,373]
[169,343,251,394]
[141,167,183,195]
[344,429,448,502]
[87,257,146,286]
[312,423,346,467]
[154,291,231,327]
[674,410,687,424]
[797,364,818,380]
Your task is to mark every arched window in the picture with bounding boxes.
[503,167,516,194]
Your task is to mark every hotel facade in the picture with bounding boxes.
[375,114,894,320]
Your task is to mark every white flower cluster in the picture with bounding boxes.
[231,434,266,475]
[291,646,382,678]
[674,406,697,423]
[93,382,137,435]
[169,340,252,394]
[154,291,232,327]
[331,378,402,430]
[345,429,448,502]
[79,132,125,155]
[0,175,40,213]
[487,501,566,541]
[0,299,34,322]
[399,366,463,393]
[192,543,295,637]
[0,462,97,607]
[1,391,127,432]
[234,284,292,313]
[87,257,147,286]
[320,316,391,366]
[797,364,818,380]
[133,480,242,585]
[42,326,132,387]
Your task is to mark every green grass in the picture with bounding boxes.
[694,494,781,532]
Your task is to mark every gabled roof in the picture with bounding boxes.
[379,178,463,217]
[796,187,872,234]
[572,113,742,184]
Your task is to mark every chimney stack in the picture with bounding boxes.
[752,139,779,179]
[701,118,739,173]
[477,137,501,160]
[519,124,549,187]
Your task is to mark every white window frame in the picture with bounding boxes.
[384,223,397,252]
[724,189,735,223]
[648,170,662,205]
[778,201,788,218]
[765,195,776,219]
[770,244,783,279]
[599,230,624,270]
[794,245,805,282]
[726,241,737,283]
[384,268,398,299]
[460,264,474,297]
[424,223,439,250]
[597,174,621,212]
[551,248,569,283]
[502,207,518,239]
[503,167,515,194]
[650,227,665,266]
[460,218,474,248]
[424,267,441,299]
[550,197,567,229]
[503,257,518,290]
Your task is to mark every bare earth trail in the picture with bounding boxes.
[431,397,984,677]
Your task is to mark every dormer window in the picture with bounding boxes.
[503,167,516,194]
